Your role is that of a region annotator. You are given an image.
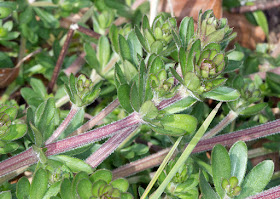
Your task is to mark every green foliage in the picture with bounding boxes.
[200,141,274,199]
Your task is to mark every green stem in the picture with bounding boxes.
[141,136,183,199]
[150,102,222,199]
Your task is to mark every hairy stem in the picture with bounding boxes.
[247,185,280,199]
[45,106,80,145]
[202,110,239,140]
[85,126,138,168]
[48,28,74,93]
[70,99,120,136]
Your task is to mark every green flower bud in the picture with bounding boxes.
[65,74,100,107]
[229,176,239,188]
[195,49,225,79]
[197,10,235,46]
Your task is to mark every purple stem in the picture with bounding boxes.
[85,126,138,168]
[247,186,280,199]
[157,93,183,110]
[45,106,80,145]
[112,118,280,178]
[0,112,141,177]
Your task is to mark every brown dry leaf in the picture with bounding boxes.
[0,67,19,88]
[159,0,223,22]
[223,11,265,49]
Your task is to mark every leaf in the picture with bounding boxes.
[123,60,138,82]
[50,155,93,174]
[236,160,274,199]
[90,169,112,184]
[224,60,243,73]
[239,103,268,116]
[163,96,197,114]
[98,36,111,68]
[115,63,127,87]
[84,43,100,71]
[0,191,11,199]
[229,141,248,185]
[150,56,164,74]
[109,25,120,53]
[153,114,197,136]
[30,78,47,100]
[42,181,62,199]
[253,10,269,37]
[179,47,187,76]
[117,84,133,113]
[71,172,89,198]
[179,17,194,48]
[202,86,240,101]
[77,179,92,199]
[60,179,73,199]
[30,123,43,147]
[212,144,231,198]
[1,124,27,141]
[0,142,19,154]
[186,39,201,72]
[119,35,132,63]
[130,82,141,112]
[199,172,219,199]
[30,168,48,199]
[16,177,30,199]
[32,145,47,164]
[139,100,158,120]
[135,26,150,53]
[111,178,129,192]
[127,31,142,65]
[33,7,59,28]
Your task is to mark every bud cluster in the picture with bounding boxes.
[222,177,242,198]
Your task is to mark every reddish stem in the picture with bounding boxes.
[85,126,138,168]
[48,28,74,93]
[247,185,280,199]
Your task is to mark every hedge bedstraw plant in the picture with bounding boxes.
[0,1,280,198]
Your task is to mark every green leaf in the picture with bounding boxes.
[50,155,93,174]
[77,179,92,199]
[98,36,111,68]
[239,103,268,116]
[139,100,158,120]
[115,63,127,86]
[170,67,184,84]
[229,141,248,185]
[127,31,142,65]
[71,172,89,198]
[253,10,269,37]
[123,60,138,82]
[84,43,100,71]
[30,78,47,100]
[60,179,73,199]
[30,123,43,147]
[118,84,133,113]
[135,26,150,53]
[30,168,48,199]
[199,172,219,199]
[111,178,129,192]
[186,39,201,72]
[236,160,274,199]
[119,34,132,63]
[32,145,47,164]
[0,191,11,199]
[42,181,62,199]
[90,169,112,184]
[109,24,120,53]
[1,124,27,141]
[0,52,13,68]
[130,82,141,112]
[0,142,18,154]
[163,96,197,114]
[212,144,231,198]
[202,86,240,101]
[16,177,30,199]
[153,114,197,136]
[179,47,187,76]
[179,17,194,48]
[33,7,59,28]
[150,56,164,74]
